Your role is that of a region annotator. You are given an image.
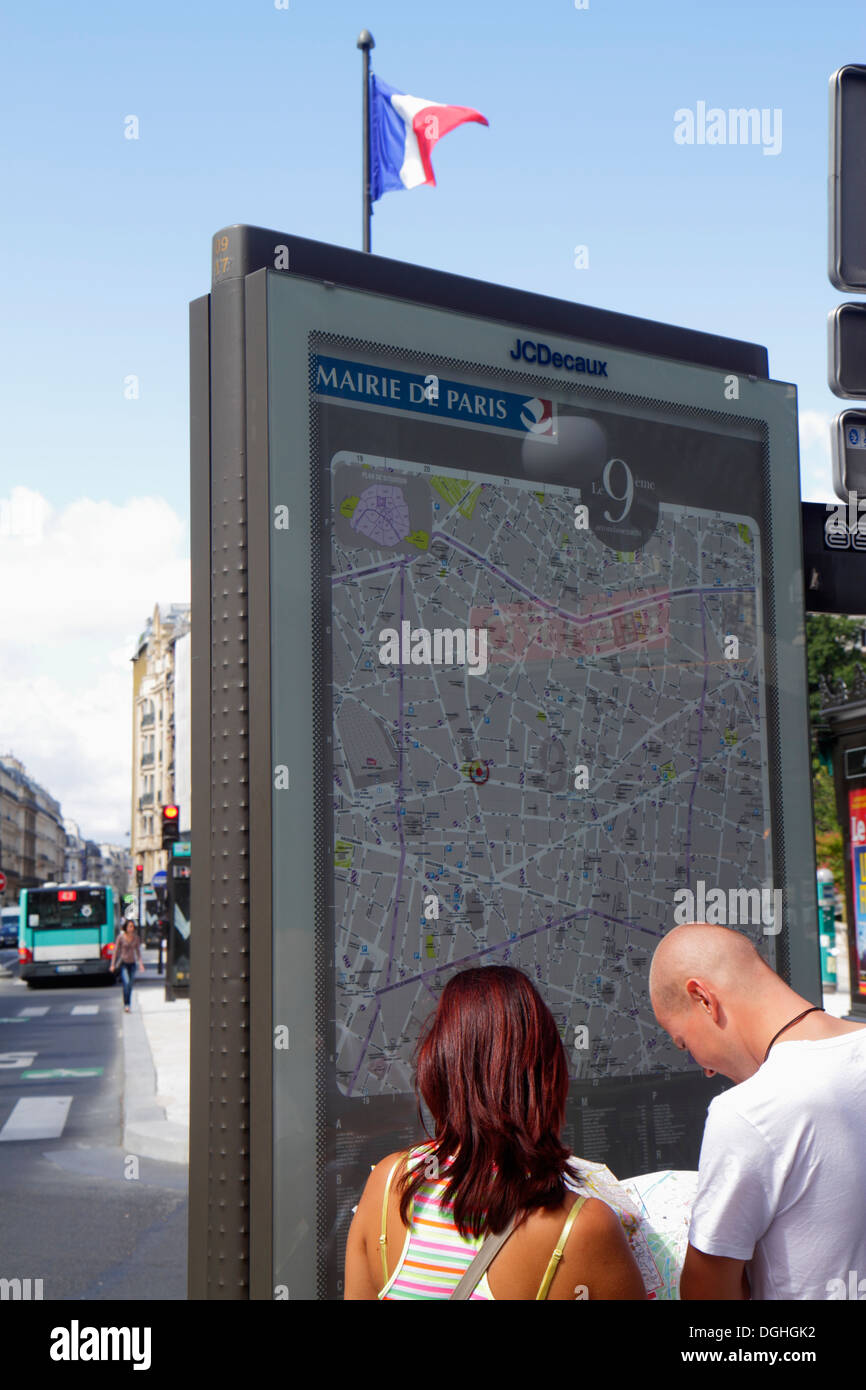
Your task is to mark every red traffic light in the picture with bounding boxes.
[161,804,181,848]
[136,865,144,873]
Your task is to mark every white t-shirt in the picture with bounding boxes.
[688,1028,866,1300]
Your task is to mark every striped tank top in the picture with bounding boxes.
[377,1145,584,1300]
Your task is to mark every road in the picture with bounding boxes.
[0,949,187,1300]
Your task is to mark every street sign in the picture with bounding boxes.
[172,841,191,858]
[832,411,866,500]
[829,304,866,398]
[152,870,168,887]
[829,65,866,292]
[0,872,6,892]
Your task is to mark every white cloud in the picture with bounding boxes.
[1,488,189,643]
[0,489,189,842]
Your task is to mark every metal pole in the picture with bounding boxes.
[357,29,375,252]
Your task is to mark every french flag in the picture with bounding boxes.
[369,74,488,201]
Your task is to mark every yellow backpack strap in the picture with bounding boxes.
[378,1154,406,1286]
[535,1195,587,1301]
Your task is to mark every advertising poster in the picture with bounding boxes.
[850,786,866,996]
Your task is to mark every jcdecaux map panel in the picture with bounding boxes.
[262,280,807,1295]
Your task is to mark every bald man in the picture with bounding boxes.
[649,922,866,1300]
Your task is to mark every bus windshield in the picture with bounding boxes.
[25,887,109,930]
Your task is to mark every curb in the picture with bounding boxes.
[121,987,189,1165]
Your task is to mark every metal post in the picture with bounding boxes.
[357,29,375,253]
[188,240,255,1299]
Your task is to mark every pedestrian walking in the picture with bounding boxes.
[111,919,145,1011]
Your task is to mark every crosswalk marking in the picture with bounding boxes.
[23,1067,102,1080]
[0,1096,72,1141]
[71,1005,99,1016]
[18,1007,48,1017]
[0,1052,37,1069]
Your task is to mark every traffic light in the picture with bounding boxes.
[135,864,144,886]
[828,304,866,398]
[162,804,180,848]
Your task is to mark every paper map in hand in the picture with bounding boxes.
[568,1161,698,1299]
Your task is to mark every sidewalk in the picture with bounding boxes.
[822,915,853,1019]
[121,952,190,1165]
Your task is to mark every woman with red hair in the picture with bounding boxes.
[344,965,645,1300]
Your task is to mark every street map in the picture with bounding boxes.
[328,446,772,1099]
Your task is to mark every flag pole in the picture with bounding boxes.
[357,29,375,253]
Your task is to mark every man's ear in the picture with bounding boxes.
[684,977,714,1013]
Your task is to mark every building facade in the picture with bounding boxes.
[130,603,191,884]
[173,629,192,838]
[63,819,131,898]
[63,818,86,884]
[0,756,65,904]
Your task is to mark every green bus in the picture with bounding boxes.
[18,882,120,986]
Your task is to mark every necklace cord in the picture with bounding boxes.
[762,1006,824,1064]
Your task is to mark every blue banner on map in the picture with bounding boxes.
[314,355,555,437]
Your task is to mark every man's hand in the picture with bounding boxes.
[679,1243,748,1300]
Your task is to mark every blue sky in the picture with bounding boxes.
[1,0,864,840]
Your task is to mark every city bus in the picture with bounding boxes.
[18,882,120,986]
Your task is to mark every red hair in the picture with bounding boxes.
[398,965,573,1237]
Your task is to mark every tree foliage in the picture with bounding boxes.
[805,614,864,839]
[805,613,863,734]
